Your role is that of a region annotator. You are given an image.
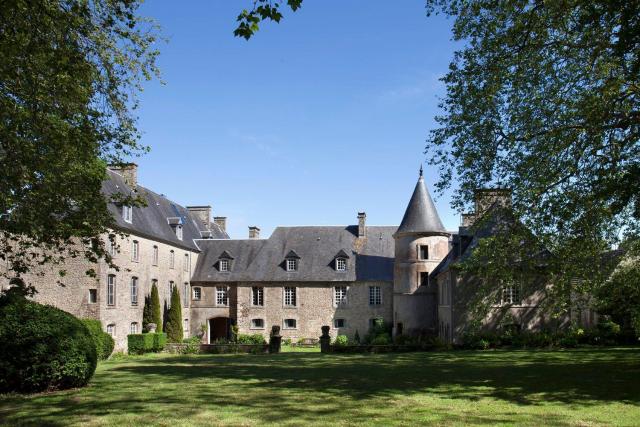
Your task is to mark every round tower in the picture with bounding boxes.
[393,167,450,336]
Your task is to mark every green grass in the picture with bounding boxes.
[1,348,639,426]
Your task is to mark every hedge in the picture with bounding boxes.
[81,319,115,360]
[0,292,97,393]
[127,332,167,354]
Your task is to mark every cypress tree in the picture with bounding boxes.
[165,285,183,343]
[150,283,162,333]
[142,295,153,332]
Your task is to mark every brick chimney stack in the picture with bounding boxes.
[108,163,138,187]
[213,217,227,233]
[358,212,366,238]
[248,226,260,239]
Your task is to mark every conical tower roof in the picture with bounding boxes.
[395,167,447,237]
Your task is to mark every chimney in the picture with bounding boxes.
[213,217,227,233]
[248,226,260,239]
[357,212,366,238]
[473,189,512,217]
[186,206,211,230]
[109,163,138,187]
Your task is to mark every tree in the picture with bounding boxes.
[164,285,183,343]
[0,1,160,295]
[596,256,640,337]
[233,0,302,39]
[421,0,640,314]
[142,295,153,333]
[150,283,162,333]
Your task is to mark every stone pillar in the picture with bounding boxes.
[320,325,331,353]
[269,325,282,354]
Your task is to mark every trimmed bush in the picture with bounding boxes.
[81,319,114,360]
[237,333,266,345]
[370,334,391,345]
[165,286,183,342]
[154,332,167,352]
[333,335,349,346]
[0,292,97,393]
[128,334,154,355]
[150,283,162,333]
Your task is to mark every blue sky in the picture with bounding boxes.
[135,1,460,239]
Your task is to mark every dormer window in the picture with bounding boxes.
[122,205,132,223]
[333,249,350,272]
[217,250,234,272]
[284,250,300,272]
[167,217,183,240]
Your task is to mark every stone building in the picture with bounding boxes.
[3,163,571,350]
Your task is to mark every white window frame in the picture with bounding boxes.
[336,258,346,271]
[184,253,190,272]
[283,318,297,329]
[252,286,264,306]
[123,205,132,223]
[107,275,116,306]
[216,286,229,306]
[334,286,348,306]
[183,283,189,307]
[108,239,116,257]
[129,322,138,335]
[152,245,158,266]
[251,318,265,329]
[284,286,297,307]
[286,258,298,272]
[369,286,381,306]
[130,277,138,306]
[502,285,521,305]
[176,225,183,241]
[132,240,139,262]
[169,250,175,269]
[219,259,229,272]
[334,318,345,329]
[183,319,189,332]
[106,324,115,337]
[192,287,202,301]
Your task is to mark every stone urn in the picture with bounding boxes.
[146,323,157,333]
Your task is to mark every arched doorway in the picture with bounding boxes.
[209,317,231,343]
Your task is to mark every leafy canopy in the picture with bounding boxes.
[0,0,161,294]
[234,0,302,39]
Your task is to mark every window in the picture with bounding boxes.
[130,277,138,306]
[106,324,115,337]
[336,258,346,271]
[123,205,132,223]
[420,272,429,287]
[334,318,345,328]
[152,245,158,266]
[251,318,265,329]
[132,240,139,262]
[369,286,381,305]
[183,283,189,307]
[334,286,347,306]
[184,253,190,272]
[216,286,228,306]
[176,225,183,241]
[169,250,175,269]
[193,287,202,301]
[219,259,229,272]
[286,258,298,272]
[419,245,429,260]
[107,275,116,306]
[284,286,297,307]
[183,319,189,332]
[130,322,138,335]
[502,285,521,305]
[169,281,174,295]
[107,239,116,256]
[89,289,97,304]
[284,319,297,329]
[252,286,264,306]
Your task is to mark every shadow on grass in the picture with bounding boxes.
[1,348,639,426]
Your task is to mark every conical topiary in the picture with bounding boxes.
[150,283,162,333]
[165,285,183,343]
[142,295,153,332]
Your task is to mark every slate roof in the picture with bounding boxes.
[191,225,396,282]
[104,169,228,251]
[395,173,447,236]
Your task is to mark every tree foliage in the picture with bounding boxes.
[424,0,640,312]
[142,294,153,332]
[596,256,640,336]
[0,0,161,294]
[150,283,162,333]
[164,285,183,343]
[234,0,302,39]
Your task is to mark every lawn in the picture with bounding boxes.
[1,348,639,426]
